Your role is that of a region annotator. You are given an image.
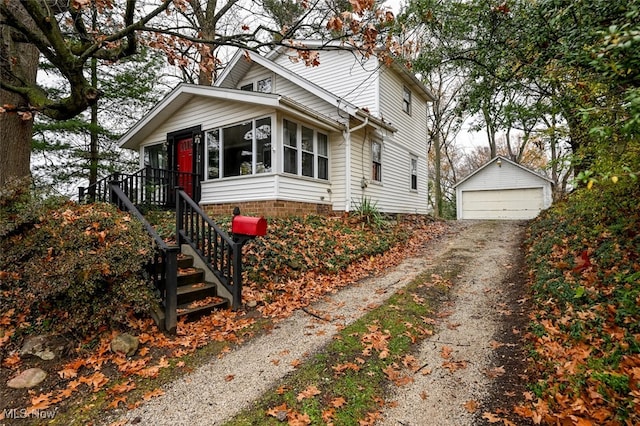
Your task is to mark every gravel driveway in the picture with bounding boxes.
[108,220,531,426]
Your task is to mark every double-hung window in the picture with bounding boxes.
[283,119,298,174]
[410,156,418,191]
[371,140,382,182]
[205,117,272,179]
[402,86,412,115]
[283,119,329,180]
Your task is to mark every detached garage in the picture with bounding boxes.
[455,156,553,220]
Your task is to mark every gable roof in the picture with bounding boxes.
[118,84,349,149]
[215,49,396,132]
[454,156,554,188]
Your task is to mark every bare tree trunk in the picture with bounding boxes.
[0,21,38,187]
[482,105,497,158]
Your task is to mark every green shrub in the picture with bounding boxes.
[1,191,154,343]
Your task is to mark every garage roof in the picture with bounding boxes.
[454,156,553,188]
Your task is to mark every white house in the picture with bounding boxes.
[454,156,554,220]
[119,44,435,217]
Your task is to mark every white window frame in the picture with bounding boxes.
[410,156,418,191]
[371,139,382,182]
[238,74,273,93]
[402,86,412,115]
[204,115,273,179]
[282,118,329,180]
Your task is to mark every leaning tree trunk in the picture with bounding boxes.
[0,13,39,187]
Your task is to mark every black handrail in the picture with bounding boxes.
[109,183,180,333]
[175,188,243,309]
[79,172,120,203]
[80,167,200,206]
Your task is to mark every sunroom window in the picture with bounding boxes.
[205,117,272,179]
[282,119,329,180]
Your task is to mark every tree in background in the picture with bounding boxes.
[0,0,403,188]
[400,0,639,190]
[31,49,167,196]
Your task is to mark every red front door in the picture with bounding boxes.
[177,137,193,197]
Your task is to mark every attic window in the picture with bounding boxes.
[402,86,412,115]
[257,77,272,93]
[240,83,253,91]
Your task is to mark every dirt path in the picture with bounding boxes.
[107,220,531,426]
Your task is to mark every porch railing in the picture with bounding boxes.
[79,166,200,206]
[109,184,180,333]
[176,188,243,309]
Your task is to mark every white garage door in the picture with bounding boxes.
[461,188,544,220]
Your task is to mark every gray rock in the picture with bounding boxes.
[7,368,47,389]
[110,333,139,356]
[20,335,58,361]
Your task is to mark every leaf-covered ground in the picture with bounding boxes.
[518,179,640,424]
[0,212,447,425]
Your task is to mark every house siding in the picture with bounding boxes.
[272,50,379,115]
[358,66,429,214]
[275,77,342,121]
[139,97,274,152]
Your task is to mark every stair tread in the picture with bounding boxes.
[177,281,217,295]
[176,296,228,316]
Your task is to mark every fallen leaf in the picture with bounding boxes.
[442,360,467,373]
[288,410,311,425]
[267,402,289,421]
[109,381,136,394]
[331,397,346,407]
[482,411,502,423]
[106,395,127,409]
[485,366,506,378]
[440,345,453,359]
[322,407,336,423]
[296,385,321,401]
[142,388,165,401]
[464,400,479,413]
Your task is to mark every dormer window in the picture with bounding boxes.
[402,86,412,115]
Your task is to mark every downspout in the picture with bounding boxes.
[342,117,369,212]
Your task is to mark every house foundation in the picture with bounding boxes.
[202,200,333,218]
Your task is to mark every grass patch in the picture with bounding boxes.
[224,268,456,426]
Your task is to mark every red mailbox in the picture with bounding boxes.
[232,215,267,237]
